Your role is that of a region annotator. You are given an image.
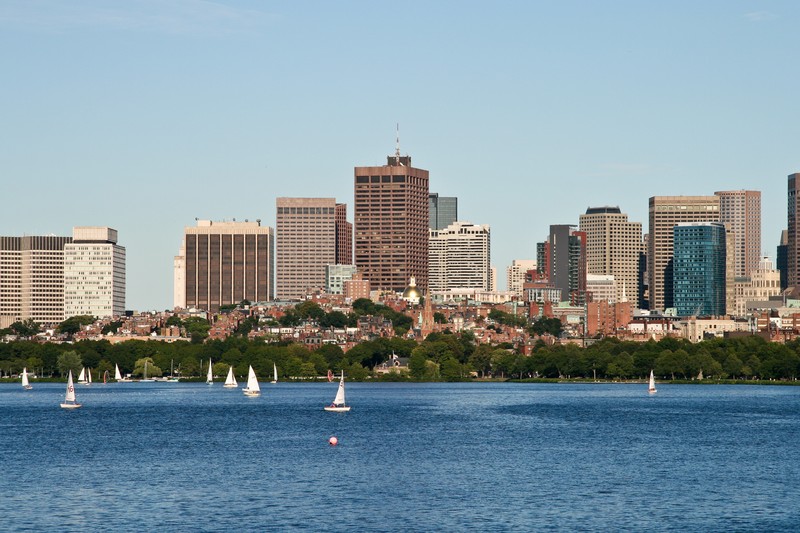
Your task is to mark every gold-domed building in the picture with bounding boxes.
[402,276,422,305]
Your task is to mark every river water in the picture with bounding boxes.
[1,381,798,532]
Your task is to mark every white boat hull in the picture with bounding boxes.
[60,402,82,409]
[223,384,238,388]
[324,406,351,412]
[243,390,260,397]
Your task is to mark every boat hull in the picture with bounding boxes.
[60,403,82,409]
[223,384,238,388]
[324,406,351,412]
[243,390,260,397]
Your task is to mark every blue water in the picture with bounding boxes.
[1,382,799,532]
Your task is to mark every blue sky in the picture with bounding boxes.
[1,1,798,310]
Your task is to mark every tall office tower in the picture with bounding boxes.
[788,173,800,290]
[276,198,337,300]
[174,220,273,311]
[716,190,761,278]
[429,193,458,230]
[490,266,498,292]
[648,196,720,311]
[777,229,788,291]
[536,242,548,277]
[335,203,353,265]
[325,264,358,295]
[579,206,644,308]
[672,222,726,317]
[507,259,537,297]
[354,152,429,292]
[0,235,72,328]
[64,227,126,319]
[428,221,490,292]
[539,225,587,304]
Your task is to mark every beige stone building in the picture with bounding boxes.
[734,257,782,317]
[64,227,126,319]
[716,190,761,278]
[506,259,536,297]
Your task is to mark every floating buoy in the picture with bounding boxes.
[328,436,338,446]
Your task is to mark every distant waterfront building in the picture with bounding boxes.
[733,257,781,316]
[174,220,274,311]
[506,259,536,297]
[788,173,800,292]
[64,227,126,320]
[579,206,643,308]
[276,198,339,300]
[539,225,587,305]
[0,234,72,329]
[343,271,370,301]
[672,222,726,317]
[586,274,617,303]
[335,203,353,265]
[325,264,358,295]
[490,265,498,292]
[777,229,788,291]
[428,221,491,292]
[648,195,720,311]
[429,193,458,231]
[716,190,761,278]
[354,151,429,292]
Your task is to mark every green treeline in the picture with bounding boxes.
[2,331,800,382]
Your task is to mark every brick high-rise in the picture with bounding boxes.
[715,190,761,278]
[354,152,429,292]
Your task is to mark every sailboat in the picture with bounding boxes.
[115,363,131,382]
[224,365,238,388]
[87,368,92,385]
[206,359,214,385]
[271,363,278,384]
[243,365,260,397]
[60,370,82,409]
[140,360,154,382]
[77,367,88,385]
[324,371,351,412]
[21,367,32,390]
[167,359,179,382]
[648,370,657,394]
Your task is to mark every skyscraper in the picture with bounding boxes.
[0,234,72,328]
[539,225,587,304]
[276,198,337,300]
[428,221,491,292]
[429,193,458,230]
[64,227,126,319]
[335,203,353,265]
[174,220,273,311]
[715,190,761,278]
[579,206,643,308]
[648,196,720,311]
[672,222,726,317]
[507,259,537,297]
[787,173,800,290]
[354,152,429,292]
[777,229,788,291]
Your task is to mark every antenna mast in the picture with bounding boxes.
[395,123,400,164]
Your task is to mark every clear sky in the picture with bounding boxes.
[1,1,798,311]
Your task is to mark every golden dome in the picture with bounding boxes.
[402,277,422,301]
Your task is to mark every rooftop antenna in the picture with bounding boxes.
[395,123,401,165]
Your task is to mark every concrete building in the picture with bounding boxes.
[506,259,536,298]
[733,257,782,317]
[716,190,761,278]
[539,225,587,305]
[343,271,370,301]
[586,274,617,303]
[429,221,491,292]
[672,222,727,317]
[354,152,429,292]
[276,198,337,300]
[429,193,458,231]
[326,264,358,295]
[335,203,353,265]
[0,234,72,328]
[64,227,125,319]
[777,229,788,291]
[174,220,274,311]
[648,196,720,311]
[579,206,643,308]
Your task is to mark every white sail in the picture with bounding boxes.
[648,370,657,394]
[243,365,260,395]
[87,368,92,384]
[206,359,214,384]
[272,362,278,383]
[114,364,123,381]
[21,367,31,389]
[324,371,350,411]
[78,367,87,384]
[65,371,76,402]
[224,365,238,387]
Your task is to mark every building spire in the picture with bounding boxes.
[395,123,400,164]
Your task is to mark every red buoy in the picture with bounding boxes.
[328,436,338,446]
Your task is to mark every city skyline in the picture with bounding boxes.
[2,1,798,310]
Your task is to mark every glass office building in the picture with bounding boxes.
[672,222,726,317]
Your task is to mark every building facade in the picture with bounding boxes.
[325,264,358,295]
[579,206,643,308]
[428,221,491,292]
[539,225,587,305]
[335,203,353,265]
[506,259,537,297]
[672,222,727,317]
[429,193,458,231]
[648,196,720,311]
[276,198,337,300]
[788,173,800,290]
[777,229,788,291]
[354,153,429,292]
[174,220,274,311]
[734,257,781,316]
[0,235,72,329]
[64,227,125,319]
[715,190,761,278]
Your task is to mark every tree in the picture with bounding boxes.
[58,315,95,338]
[183,316,210,343]
[133,357,162,378]
[529,317,563,337]
[57,350,82,377]
[10,319,41,338]
[433,312,447,324]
